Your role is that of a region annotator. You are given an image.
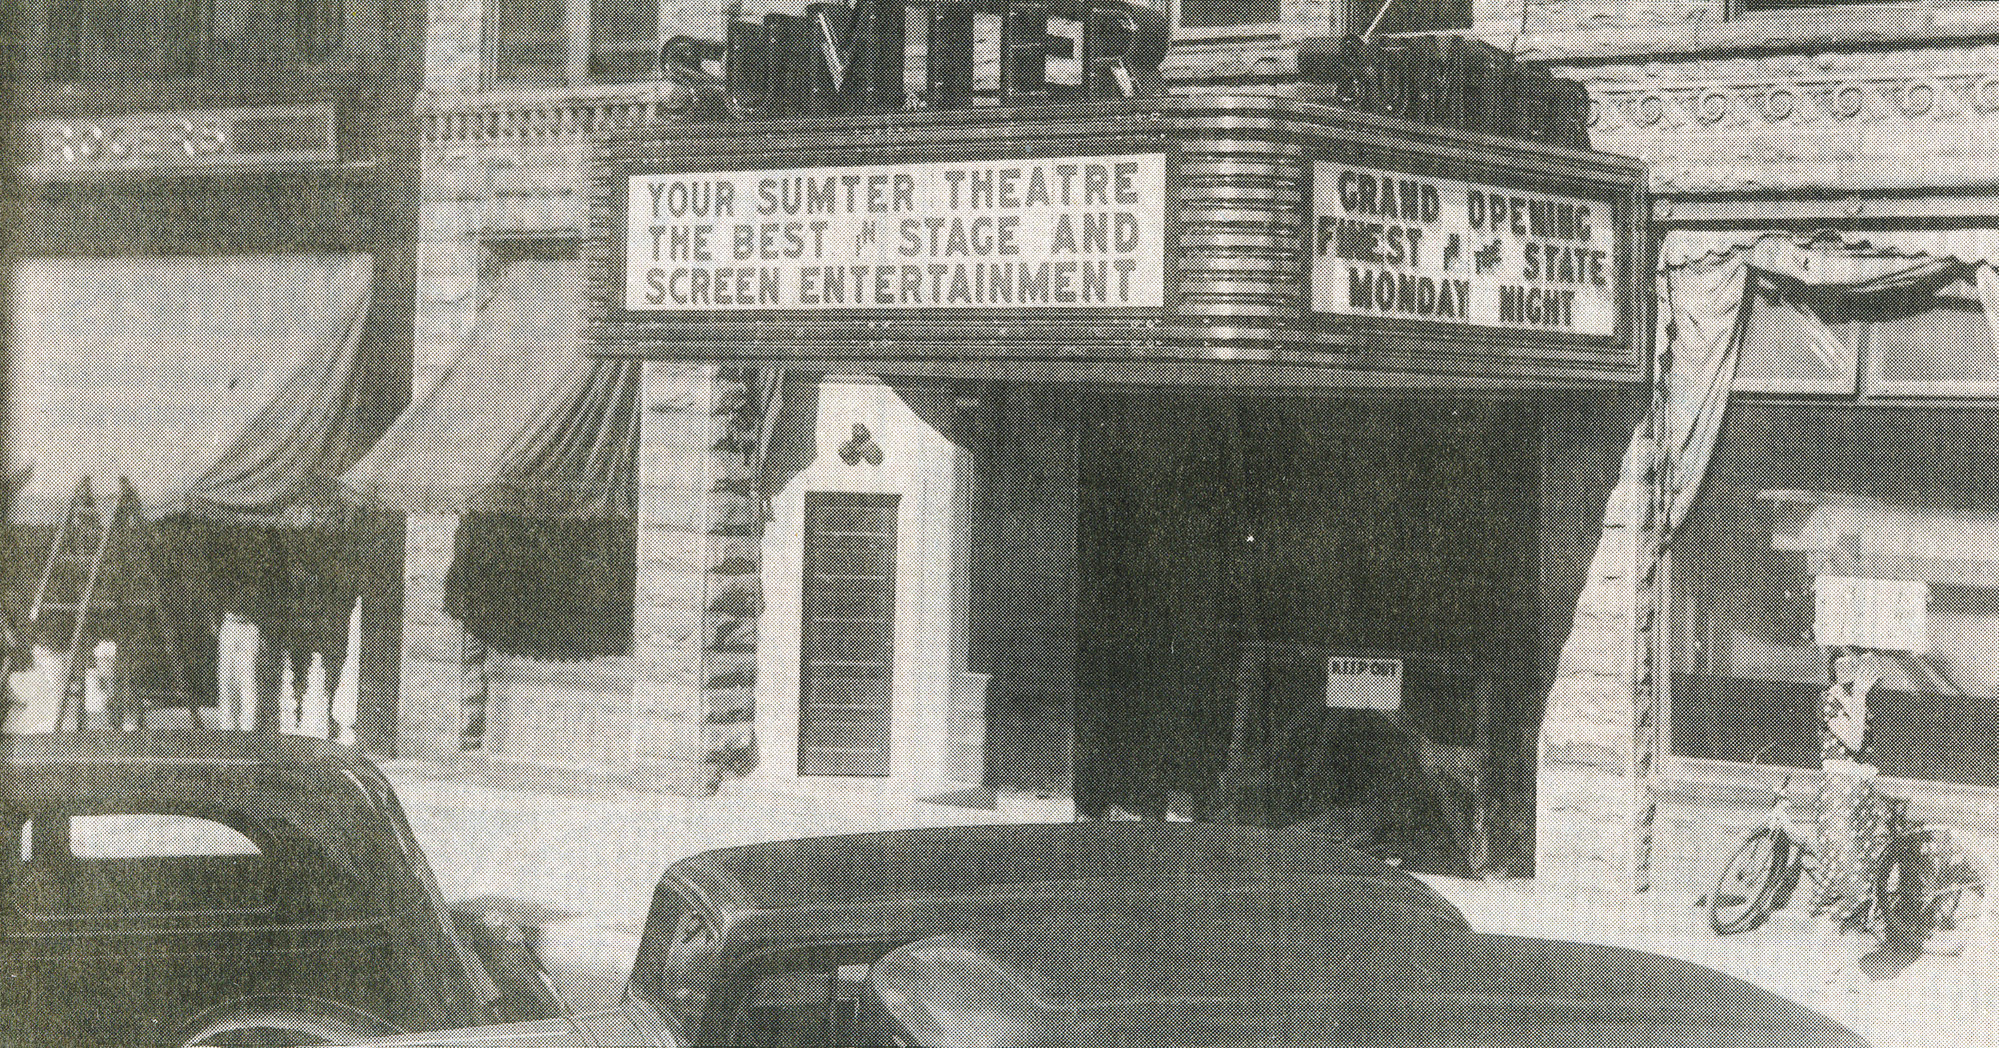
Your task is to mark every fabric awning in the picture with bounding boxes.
[8,253,376,527]
[340,255,635,520]
[340,255,634,521]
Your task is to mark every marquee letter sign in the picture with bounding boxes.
[721,0,1168,116]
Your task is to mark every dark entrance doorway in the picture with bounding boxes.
[1071,389,1545,874]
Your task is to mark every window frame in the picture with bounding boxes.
[709,944,898,1048]
[1859,280,1999,398]
[1731,269,1999,400]
[482,0,663,90]
[5,807,283,922]
[1171,0,1469,39]
[1730,273,1864,396]
[22,0,379,89]
[1173,0,1288,35]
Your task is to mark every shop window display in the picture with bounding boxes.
[1670,402,1999,787]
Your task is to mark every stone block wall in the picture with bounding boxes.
[1535,407,1658,890]
[630,362,762,794]
[424,0,481,93]
[396,512,471,761]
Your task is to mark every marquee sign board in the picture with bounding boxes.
[591,94,1649,389]
[1312,162,1619,337]
[625,154,1168,311]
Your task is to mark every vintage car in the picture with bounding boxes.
[870,921,1873,1047]
[330,820,1868,1048]
[0,730,553,1047]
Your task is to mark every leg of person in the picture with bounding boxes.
[217,614,254,731]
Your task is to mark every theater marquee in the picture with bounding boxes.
[1312,162,1620,337]
[625,154,1168,312]
[593,95,1648,388]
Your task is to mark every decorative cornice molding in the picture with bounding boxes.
[1584,67,1999,133]
[1513,6,1999,66]
[421,83,703,147]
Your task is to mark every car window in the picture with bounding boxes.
[5,812,274,920]
[652,911,720,1013]
[67,814,261,858]
[630,884,724,1040]
[731,962,873,1048]
[665,911,717,974]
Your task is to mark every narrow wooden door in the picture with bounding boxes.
[798,492,900,776]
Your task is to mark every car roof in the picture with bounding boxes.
[664,821,1428,915]
[872,929,1873,1048]
[0,729,396,819]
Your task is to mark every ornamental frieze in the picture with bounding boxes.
[1582,70,1999,132]
[1559,38,1999,134]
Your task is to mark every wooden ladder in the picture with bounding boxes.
[3,478,184,732]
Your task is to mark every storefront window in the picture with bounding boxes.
[1730,0,1987,17]
[1733,276,1861,394]
[1177,0,1281,28]
[1670,402,1999,788]
[1177,0,1468,32]
[1736,271,1999,397]
[1866,278,1999,395]
[488,0,570,87]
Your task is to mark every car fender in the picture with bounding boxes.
[174,994,405,1046]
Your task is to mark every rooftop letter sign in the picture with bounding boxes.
[625,154,1168,311]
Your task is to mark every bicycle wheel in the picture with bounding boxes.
[1875,832,1934,949]
[1710,827,1790,934]
[1920,835,1988,953]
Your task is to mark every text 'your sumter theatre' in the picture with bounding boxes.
[627,156,1166,309]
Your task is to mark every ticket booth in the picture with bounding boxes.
[585,5,1648,873]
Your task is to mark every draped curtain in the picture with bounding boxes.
[1657,231,1999,533]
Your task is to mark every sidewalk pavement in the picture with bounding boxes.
[1420,875,1996,1048]
[380,760,1993,1046]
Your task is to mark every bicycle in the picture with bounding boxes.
[1707,746,1987,951]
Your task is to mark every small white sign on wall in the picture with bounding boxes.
[1814,575,1930,652]
[1326,657,1403,711]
